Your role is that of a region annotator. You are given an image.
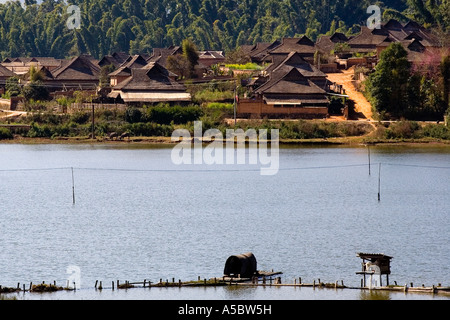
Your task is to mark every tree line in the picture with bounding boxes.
[0,0,447,60]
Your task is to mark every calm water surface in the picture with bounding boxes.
[0,143,449,300]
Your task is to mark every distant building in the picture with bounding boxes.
[47,55,101,91]
[98,52,131,69]
[0,64,15,89]
[348,19,441,61]
[1,57,64,75]
[108,54,149,87]
[108,62,191,105]
[239,52,330,119]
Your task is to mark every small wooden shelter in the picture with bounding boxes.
[356,252,393,287]
[223,252,258,278]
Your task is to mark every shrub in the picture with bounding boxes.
[385,121,420,139]
[0,127,13,140]
[125,122,174,137]
[421,124,450,140]
[70,112,90,124]
[146,104,203,125]
[125,107,143,123]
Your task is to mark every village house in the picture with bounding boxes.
[98,52,131,69]
[345,19,441,66]
[241,40,282,63]
[147,46,183,68]
[0,64,15,93]
[107,62,191,105]
[239,51,330,119]
[108,54,149,87]
[1,57,64,75]
[198,50,226,68]
[315,32,350,55]
[42,55,101,92]
[264,36,318,64]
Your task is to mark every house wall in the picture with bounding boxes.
[0,97,24,110]
[238,99,329,119]
[319,63,338,73]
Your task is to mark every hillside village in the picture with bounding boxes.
[0,19,449,141]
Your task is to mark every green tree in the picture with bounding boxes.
[5,76,21,97]
[365,42,411,119]
[182,38,199,78]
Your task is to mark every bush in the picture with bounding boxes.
[70,112,90,124]
[0,127,13,140]
[421,124,450,140]
[385,121,420,139]
[125,122,174,137]
[125,107,143,123]
[146,104,203,124]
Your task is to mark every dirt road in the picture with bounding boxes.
[0,110,27,119]
[326,69,374,121]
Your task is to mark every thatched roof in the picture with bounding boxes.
[0,64,15,78]
[349,20,441,52]
[267,52,327,78]
[51,55,100,80]
[98,52,130,68]
[316,32,349,53]
[147,46,183,67]
[255,67,326,96]
[269,36,317,55]
[114,62,185,92]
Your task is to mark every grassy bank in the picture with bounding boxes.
[1,105,449,145]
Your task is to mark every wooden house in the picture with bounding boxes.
[98,52,131,69]
[108,54,149,87]
[265,36,318,63]
[348,19,441,57]
[1,57,63,75]
[198,50,226,67]
[0,64,15,89]
[241,40,282,63]
[147,46,183,68]
[107,62,191,105]
[255,51,330,90]
[48,55,101,91]
[239,63,329,119]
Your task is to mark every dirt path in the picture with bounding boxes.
[326,69,374,121]
[0,110,27,119]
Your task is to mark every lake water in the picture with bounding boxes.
[0,143,449,301]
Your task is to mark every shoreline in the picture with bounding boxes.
[1,135,450,147]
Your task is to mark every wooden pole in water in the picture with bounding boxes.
[378,163,381,201]
[71,167,75,205]
[368,145,371,176]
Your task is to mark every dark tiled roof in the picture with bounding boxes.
[349,21,441,51]
[51,55,100,80]
[255,67,326,95]
[109,55,149,77]
[267,52,326,78]
[316,33,349,53]
[0,64,15,78]
[147,47,182,67]
[269,36,317,55]
[248,40,282,61]
[114,62,186,92]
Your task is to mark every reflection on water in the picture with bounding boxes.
[359,289,392,300]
